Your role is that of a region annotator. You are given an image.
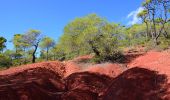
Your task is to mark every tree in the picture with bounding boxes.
[12,34,30,64]
[51,45,66,61]
[12,34,23,60]
[58,14,105,58]
[138,10,150,39]
[57,14,123,62]
[141,0,170,45]
[0,37,7,53]
[39,50,46,60]
[12,34,22,53]
[23,29,42,63]
[126,24,147,46]
[40,37,55,61]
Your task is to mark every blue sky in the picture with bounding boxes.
[0,0,143,49]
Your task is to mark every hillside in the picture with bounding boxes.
[0,50,170,100]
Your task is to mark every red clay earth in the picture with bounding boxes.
[103,67,170,100]
[0,50,170,100]
[0,61,66,100]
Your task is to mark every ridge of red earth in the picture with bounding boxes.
[103,67,170,100]
[0,49,170,99]
[0,61,66,77]
[128,50,170,83]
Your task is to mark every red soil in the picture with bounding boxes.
[86,63,124,77]
[64,72,112,96]
[128,50,170,83]
[103,67,170,100]
[62,89,98,100]
[0,50,170,100]
[0,67,65,100]
[0,61,65,77]
[63,61,81,77]
[72,55,94,62]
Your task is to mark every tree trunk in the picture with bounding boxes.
[15,47,18,59]
[53,54,56,60]
[162,1,168,38]
[88,41,100,57]
[92,46,100,56]
[152,11,158,46]
[162,24,168,38]
[145,22,150,39]
[24,48,27,64]
[163,30,168,38]
[154,37,158,46]
[46,48,49,61]
[32,45,38,63]
[153,19,156,38]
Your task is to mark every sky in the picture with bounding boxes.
[0,0,144,49]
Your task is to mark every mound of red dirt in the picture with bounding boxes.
[128,50,170,83]
[103,67,170,100]
[0,50,170,100]
[0,61,114,100]
[0,61,66,77]
[0,67,65,100]
[61,89,98,100]
[64,72,113,98]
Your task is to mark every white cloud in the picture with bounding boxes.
[127,7,144,25]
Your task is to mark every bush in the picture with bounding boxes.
[158,38,170,50]
[0,54,12,68]
[145,37,170,51]
[92,51,125,63]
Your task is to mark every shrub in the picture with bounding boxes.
[0,54,12,68]
[92,51,125,63]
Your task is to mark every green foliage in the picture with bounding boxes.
[145,37,170,51]
[125,24,148,46]
[40,37,55,60]
[0,37,7,52]
[57,14,125,62]
[23,29,42,47]
[141,0,170,45]
[157,37,170,50]
[1,11,170,66]
[39,50,46,60]
[51,46,66,61]
[40,37,55,50]
[137,10,148,22]
[23,29,42,63]
[13,34,22,50]
[0,54,12,68]
[92,51,124,63]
